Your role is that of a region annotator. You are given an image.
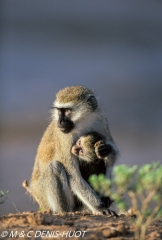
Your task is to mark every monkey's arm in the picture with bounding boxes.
[67,159,105,215]
[70,176,103,214]
[69,167,118,216]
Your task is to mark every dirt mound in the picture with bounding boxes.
[0,212,162,239]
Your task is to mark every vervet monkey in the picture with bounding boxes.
[23,86,119,214]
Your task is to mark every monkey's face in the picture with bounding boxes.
[52,86,98,134]
[52,105,91,134]
[55,107,74,133]
[52,86,99,134]
[71,132,113,163]
[71,136,96,162]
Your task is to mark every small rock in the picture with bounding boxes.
[27,212,45,225]
[65,221,74,226]
[102,228,118,238]
[126,208,137,217]
[116,223,128,234]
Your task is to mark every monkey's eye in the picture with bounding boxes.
[57,108,62,115]
[64,108,72,115]
[78,140,81,146]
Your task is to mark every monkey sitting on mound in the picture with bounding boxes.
[23,131,114,211]
[22,86,119,215]
[71,131,114,209]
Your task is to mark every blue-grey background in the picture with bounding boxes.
[0,0,162,215]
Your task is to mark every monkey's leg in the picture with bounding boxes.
[44,161,74,213]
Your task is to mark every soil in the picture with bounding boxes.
[0,211,162,240]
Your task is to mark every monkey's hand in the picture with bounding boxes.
[95,140,112,159]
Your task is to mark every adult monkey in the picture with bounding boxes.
[23,86,119,215]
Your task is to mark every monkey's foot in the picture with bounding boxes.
[103,209,118,217]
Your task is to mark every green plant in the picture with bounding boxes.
[89,162,162,240]
[0,190,9,204]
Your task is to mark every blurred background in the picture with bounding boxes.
[0,0,162,215]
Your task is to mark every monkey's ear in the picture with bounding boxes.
[87,96,98,111]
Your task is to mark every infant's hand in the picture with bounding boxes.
[94,140,112,159]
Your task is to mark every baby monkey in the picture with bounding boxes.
[71,131,113,165]
[71,131,114,209]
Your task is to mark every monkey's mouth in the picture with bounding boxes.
[60,127,66,132]
[73,148,81,156]
[60,127,72,133]
[59,123,75,133]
